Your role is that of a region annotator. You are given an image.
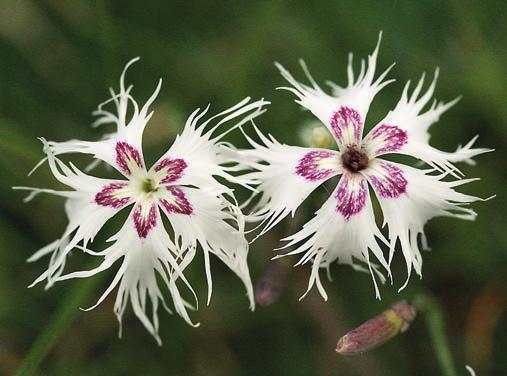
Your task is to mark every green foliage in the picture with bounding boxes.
[1,1,506,375]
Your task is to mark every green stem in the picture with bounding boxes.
[14,276,101,376]
[414,293,458,376]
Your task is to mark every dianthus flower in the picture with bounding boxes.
[16,59,268,343]
[242,35,489,299]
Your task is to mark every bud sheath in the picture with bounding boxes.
[336,300,416,356]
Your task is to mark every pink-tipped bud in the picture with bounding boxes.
[336,300,416,356]
[255,259,290,306]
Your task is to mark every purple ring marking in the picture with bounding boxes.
[160,186,193,215]
[295,150,336,181]
[335,177,367,220]
[95,182,132,208]
[369,161,407,198]
[370,124,408,155]
[115,141,144,176]
[330,106,363,145]
[154,158,187,184]
[133,203,158,238]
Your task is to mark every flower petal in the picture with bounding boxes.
[22,145,134,287]
[278,174,389,300]
[363,124,408,156]
[56,215,199,344]
[132,201,158,239]
[330,106,364,148]
[241,125,341,238]
[275,33,394,148]
[114,141,145,176]
[365,160,407,199]
[159,186,193,215]
[296,150,340,181]
[95,182,133,208]
[150,97,268,189]
[363,70,490,174]
[153,158,188,185]
[44,59,159,177]
[159,186,254,309]
[335,173,369,220]
[364,159,483,290]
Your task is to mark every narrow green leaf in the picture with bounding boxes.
[14,274,102,376]
[415,293,458,376]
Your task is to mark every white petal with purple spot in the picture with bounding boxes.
[365,160,483,290]
[363,70,490,174]
[330,106,364,149]
[275,34,393,145]
[278,174,389,300]
[240,125,341,238]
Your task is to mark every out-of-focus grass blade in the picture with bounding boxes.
[0,118,40,163]
[32,1,94,52]
[14,273,102,376]
[415,293,458,376]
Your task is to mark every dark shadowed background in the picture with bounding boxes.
[1,1,506,375]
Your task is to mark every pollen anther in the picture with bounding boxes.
[341,146,369,173]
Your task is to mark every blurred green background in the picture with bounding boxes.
[1,1,506,375]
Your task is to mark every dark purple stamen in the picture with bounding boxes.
[341,147,369,173]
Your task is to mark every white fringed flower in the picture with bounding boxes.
[15,58,268,344]
[242,34,490,299]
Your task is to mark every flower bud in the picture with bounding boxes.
[336,300,416,356]
[255,259,290,306]
[298,121,334,149]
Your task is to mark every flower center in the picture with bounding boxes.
[141,178,159,193]
[341,146,369,173]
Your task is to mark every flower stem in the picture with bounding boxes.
[414,293,458,376]
[14,276,101,376]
